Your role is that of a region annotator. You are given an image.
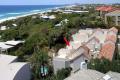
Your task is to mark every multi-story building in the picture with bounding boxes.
[105,10,120,26]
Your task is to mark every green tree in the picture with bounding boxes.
[29,49,49,80]
[88,58,111,73]
[1,29,19,40]
[45,67,72,80]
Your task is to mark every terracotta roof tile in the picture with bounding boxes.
[96,6,106,11]
[96,6,114,12]
[98,41,115,61]
[104,6,113,12]
[106,34,117,43]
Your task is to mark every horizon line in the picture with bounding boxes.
[0,3,119,6]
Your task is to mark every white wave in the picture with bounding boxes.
[7,13,21,15]
[30,10,41,12]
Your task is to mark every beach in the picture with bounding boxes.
[0,11,43,23]
[0,5,64,24]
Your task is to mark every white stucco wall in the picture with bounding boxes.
[53,58,70,74]
[70,55,88,72]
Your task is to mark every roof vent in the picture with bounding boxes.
[103,75,111,80]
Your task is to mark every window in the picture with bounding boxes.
[85,60,88,63]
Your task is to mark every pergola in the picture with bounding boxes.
[105,10,120,26]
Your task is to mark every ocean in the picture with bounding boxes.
[0,5,62,19]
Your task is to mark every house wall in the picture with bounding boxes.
[53,57,70,74]
[53,54,88,74]
[70,54,88,72]
[13,63,31,80]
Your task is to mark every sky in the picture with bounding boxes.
[0,0,119,5]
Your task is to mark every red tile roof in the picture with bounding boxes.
[98,41,115,61]
[106,34,117,43]
[96,6,113,12]
[96,6,106,11]
[104,6,113,12]
[105,27,118,43]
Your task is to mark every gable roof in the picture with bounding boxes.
[67,46,90,60]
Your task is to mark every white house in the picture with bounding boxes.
[0,40,25,54]
[12,24,17,27]
[53,27,118,73]
[55,19,69,27]
[73,11,89,13]
[41,15,56,20]
[63,9,89,14]
[5,40,25,46]
[53,46,90,73]
[0,26,7,30]
[49,15,56,19]
[63,10,73,14]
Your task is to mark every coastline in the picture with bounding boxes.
[0,5,65,24]
[0,11,43,23]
